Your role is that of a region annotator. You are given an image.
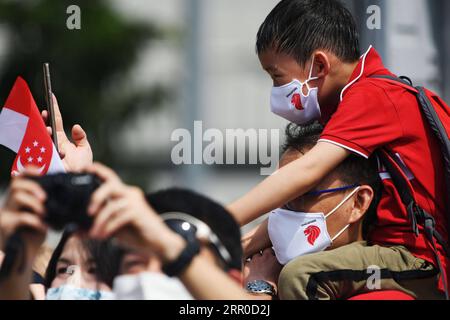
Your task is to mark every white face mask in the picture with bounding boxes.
[113,272,193,300]
[270,58,321,124]
[46,285,115,300]
[268,186,361,265]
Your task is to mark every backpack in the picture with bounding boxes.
[370,75,450,299]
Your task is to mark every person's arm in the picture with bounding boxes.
[241,219,271,259]
[148,229,265,300]
[168,235,252,300]
[0,236,43,300]
[181,256,264,300]
[86,163,257,300]
[228,142,350,226]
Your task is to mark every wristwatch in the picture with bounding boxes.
[246,280,276,296]
[162,234,201,277]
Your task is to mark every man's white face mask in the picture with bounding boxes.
[268,185,361,265]
[113,272,193,300]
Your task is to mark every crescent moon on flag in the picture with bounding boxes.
[17,156,46,174]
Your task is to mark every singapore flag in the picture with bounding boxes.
[0,77,64,176]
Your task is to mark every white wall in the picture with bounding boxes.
[385,0,440,92]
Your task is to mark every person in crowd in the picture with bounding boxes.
[228,0,449,299]
[113,188,244,300]
[44,229,122,300]
[36,0,449,300]
[1,164,263,300]
[87,170,280,300]
[0,168,123,300]
[244,122,442,299]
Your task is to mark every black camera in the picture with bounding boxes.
[31,173,102,231]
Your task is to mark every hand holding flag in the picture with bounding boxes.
[0,77,93,175]
[0,77,64,176]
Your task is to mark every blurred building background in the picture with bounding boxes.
[110,0,450,231]
[0,0,449,235]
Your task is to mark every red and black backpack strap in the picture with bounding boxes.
[370,76,450,192]
[370,74,450,242]
[376,149,449,252]
[370,74,450,299]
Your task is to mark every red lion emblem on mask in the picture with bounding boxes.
[291,93,303,110]
[304,225,321,245]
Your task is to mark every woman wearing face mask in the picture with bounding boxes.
[0,168,123,300]
[44,229,123,300]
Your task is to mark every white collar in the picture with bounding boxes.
[339,45,373,101]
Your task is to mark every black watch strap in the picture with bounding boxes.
[162,237,201,277]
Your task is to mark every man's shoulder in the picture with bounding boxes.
[280,242,369,275]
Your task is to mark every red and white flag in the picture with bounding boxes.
[0,77,65,176]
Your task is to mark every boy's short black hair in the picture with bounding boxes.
[146,188,242,271]
[282,122,381,239]
[256,0,360,66]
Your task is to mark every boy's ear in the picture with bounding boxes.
[348,186,374,224]
[313,51,331,78]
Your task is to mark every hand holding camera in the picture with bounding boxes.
[86,162,185,263]
[0,167,48,255]
[1,162,185,274]
[30,172,101,231]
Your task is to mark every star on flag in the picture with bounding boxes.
[0,77,65,176]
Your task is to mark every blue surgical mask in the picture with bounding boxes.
[46,285,115,300]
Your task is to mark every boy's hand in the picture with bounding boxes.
[0,168,48,254]
[87,163,185,263]
[41,94,93,172]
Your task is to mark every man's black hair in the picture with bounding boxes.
[146,188,243,271]
[283,122,381,239]
[256,0,360,66]
[45,229,124,288]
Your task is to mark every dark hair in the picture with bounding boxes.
[44,229,124,288]
[282,122,381,238]
[256,0,360,66]
[146,188,242,271]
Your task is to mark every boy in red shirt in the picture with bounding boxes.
[231,0,449,299]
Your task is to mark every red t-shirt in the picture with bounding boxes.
[319,46,448,292]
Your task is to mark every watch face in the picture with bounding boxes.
[246,280,274,294]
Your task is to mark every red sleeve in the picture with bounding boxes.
[320,82,403,158]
